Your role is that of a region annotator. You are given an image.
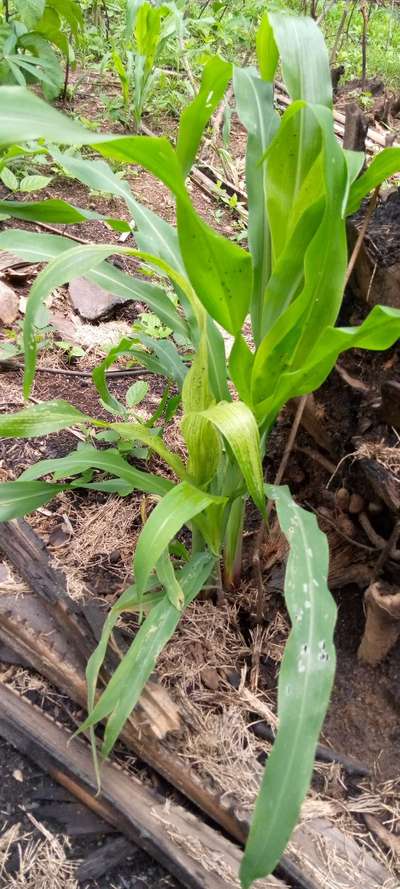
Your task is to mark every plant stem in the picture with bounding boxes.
[62,57,70,104]
[330,6,349,64]
[223,496,245,590]
[216,560,224,606]
[274,396,308,488]
[345,0,357,41]
[345,186,380,287]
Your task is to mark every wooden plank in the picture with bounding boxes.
[343,102,368,152]
[0,517,181,739]
[0,519,259,851]
[34,801,117,836]
[0,522,395,889]
[77,835,136,882]
[290,818,398,889]
[274,82,398,151]
[0,682,286,889]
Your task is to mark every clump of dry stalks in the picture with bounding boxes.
[0,819,79,889]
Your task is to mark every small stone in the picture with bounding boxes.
[0,280,18,323]
[0,562,10,582]
[69,276,129,321]
[12,769,23,783]
[349,493,365,514]
[201,667,220,691]
[225,670,241,689]
[335,487,350,512]
[337,514,356,537]
[109,550,122,565]
[48,525,69,548]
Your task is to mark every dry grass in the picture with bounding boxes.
[0,818,79,889]
[173,699,270,811]
[63,495,140,569]
[158,596,400,883]
[355,441,400,481]
[0,379,25,411]
[158,599,282,810]
[0,825,22,877]
[330,438,400,488]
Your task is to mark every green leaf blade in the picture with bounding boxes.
[268,12,332,107]
[201,401,265,515]
[0,480,64,520]
[346,147,400,215]
[0,401,90,439]
[134,481,225,595]
[240,486,336,886]
[177,56,232,177]
[20,445,173,497]
[233,67,279,343]
[80,552,215,756]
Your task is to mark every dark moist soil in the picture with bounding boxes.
[1,84,400,883]
[0,736,178,889]
[360,187,400,266]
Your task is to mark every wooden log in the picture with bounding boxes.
[0,517,97,663]
[0,517,181,740]
[77,835,136,882]
[0,520,396,889]
[34,801,117,836]
[288,395,333,453]
[0,683,286,889]
[343,101,368,152]
[289,817,398,889]
[358,457,400,513]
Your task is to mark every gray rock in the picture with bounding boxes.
[68,275,128,320]
[0,280,18,324]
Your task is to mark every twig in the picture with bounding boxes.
[344,186,380,287]
[360,0,369,87]
[253,395,308,623]
[0,361,144,379]
[62,57,70,104]
[31,220,92,245]
[330,4,349,62]
[294,445,337,475]
[274,396,308,487]
[304,502,377,552]
[199,0,212,15]
[251,721,370,776]
[372,518,400,579]
[316,0,336,25]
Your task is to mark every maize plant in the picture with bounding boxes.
[0,11,400,885]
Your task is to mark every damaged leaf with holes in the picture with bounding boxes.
[1,9,400,888]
